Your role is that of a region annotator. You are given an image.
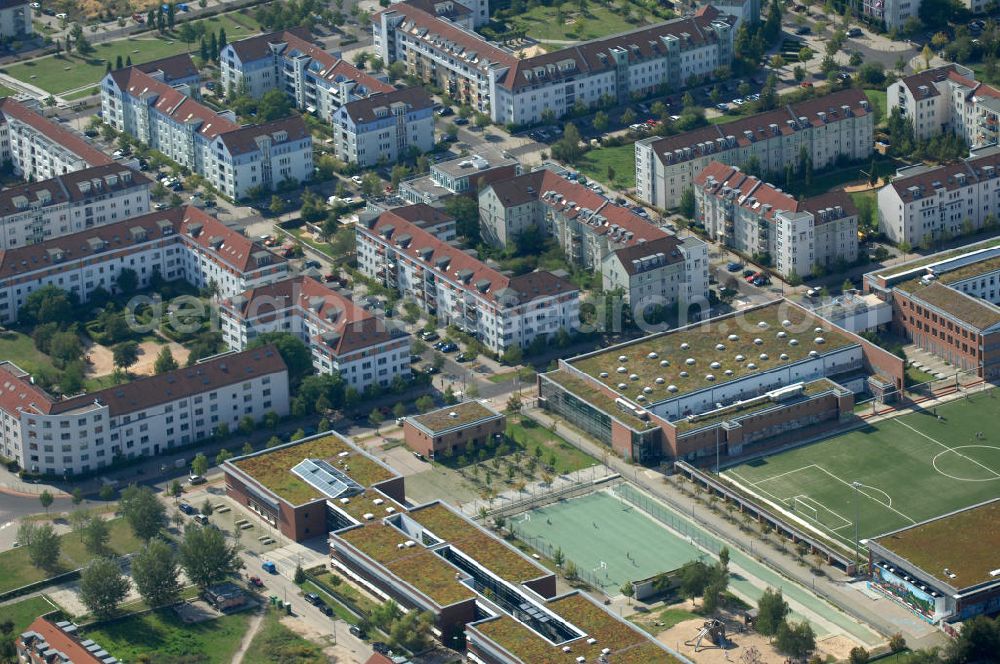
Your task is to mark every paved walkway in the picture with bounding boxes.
[524,408,948,650]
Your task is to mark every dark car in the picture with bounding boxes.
[423,365,439,375]
[410,354,422,363]
[439,342,458,353]
[454,117,469,125]
[848,27,863,37]
[437,106,454,116]
[304,593,322,606]
[349,625,364,638]
[303,260,322,270]
[796,26,811,35]
[420,330,439,342]
[456,352,473,362]
[726,261,743,272]
[372,642,390,655]
[178,502,197,515]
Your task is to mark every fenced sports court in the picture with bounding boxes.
[509,485,710,591]
[721,392,1000,553]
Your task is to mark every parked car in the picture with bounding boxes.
[304,593,322,606]
[178,502,197,515]
[437,106,454,116]
[456,352,473,362]
[373,642,391,655]
[800,81,813,88]
[194,514,209,525]
[349,625,363,638]
[726,261,743,272]
[439,342,458,353]
[420,330,439,342]
[423,365,439,375]
[351,175,364,186]
[454,117,469,125]
[303,259,322,270]
[796,25,811,35]
[848,27,863,37]
[188,474,206,485]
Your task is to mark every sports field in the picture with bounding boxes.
[722,394,1000,553]
[511,489,705,591]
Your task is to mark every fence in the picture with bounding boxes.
[506,529,614,593]
[611,483,723,557]
[480,470,619,521]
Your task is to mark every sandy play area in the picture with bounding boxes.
[84,339,191,380]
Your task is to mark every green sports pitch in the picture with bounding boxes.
[721,393,1000,552]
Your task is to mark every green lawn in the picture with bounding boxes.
[905,364,938,386]
[0,330,57,377]
[308,569,380,617]
[629,607,700,634]
[486,367,537,384]
[507,418,599,474]
[3,13,261,95]
[575,144,635,190]
[722,395,1000,553]
[5,595,63,633]
[864,89,887,123]
[512,4,650,42]
[247,608,327,663]
[0,518,142,594]
[84,608,251,664]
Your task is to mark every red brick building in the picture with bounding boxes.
[402,400,505,458]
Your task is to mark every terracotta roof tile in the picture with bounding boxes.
[340,86,433,124]
[0,164,149,218]
[0,97,113,167]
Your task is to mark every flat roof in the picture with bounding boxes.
[230,434,396,505]
[896,281,1000,331]
[872,499,1000,589]
[542,370,656,431]
[473,593,682,664]
[938,254,1000,285]
[568,301,855,402]
[672,378,839,432]
[875,237,1000,278]
[336,522,476,606]
[409,400,501,434]
[408,503,546,584]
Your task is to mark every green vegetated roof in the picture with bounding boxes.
[411,400,500,433]
[569,302,854,402]
[895,281,1000,331]
[337,522,474,606]
[673,378,840,433]
[408,504,546,583]
[873,499,1000,589]
[543,370,656,431]
[878,237,1000,278]
[232,435,395,505]
[474,593,678,664]
[937,255,1000,285]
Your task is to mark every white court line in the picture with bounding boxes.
[812,466,917,525]
[894,418,1000,479]
[795,494,852,530]
[749,464,818,488]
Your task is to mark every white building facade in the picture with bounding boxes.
[0,98,113,182]
[0,165,151,249]
[356,206,580,354]
[0,206,288,324]
[0,347,290,476]
[101,67,313,200]
[0,0,30,39]
[333,87,435,167]
[220,276,412,392]
[695,161,859,278]
[635,88,874,210]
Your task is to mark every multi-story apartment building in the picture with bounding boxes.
[0,206,288,324]
[0,345,289,476]
[332,87,435,167]
[18,618,113,664]
[479,169,709,311]
[862,0,987,31]
[356,205,580,355]
[399,149,520,206]
[0,97,112,181]
[101,66,313,200]
[219,28,396,122]
[635,88,874,210]
[374,3,735,126]
[711,0,760,27]
[0,1,31,39]
[876,149,1000,247]
[0,164,151,249]
[888,64,1000,147]
[694,161,859,278]
[863,239,1000,379]
[220,276,412,392]
[134,52,203,89]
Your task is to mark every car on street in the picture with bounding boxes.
[304,593,322,606]
[188,474,206,485]
[726,261,743,272]
[796,25,811,35]
[178,502,197,515]
[262,561,278,574]
[423,365,439,375]
[420,330,439,342]
[848,27,863,37]
[454,117,469,125]
[303,260,322,270]
[351,175,364,186]
[55,12,67,18]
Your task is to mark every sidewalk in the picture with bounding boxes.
[524,408,948,650]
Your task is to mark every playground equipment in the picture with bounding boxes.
[684,619,729,652]
[740,646,763,664]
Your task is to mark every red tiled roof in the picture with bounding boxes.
[362,206,576,305]
[0,97,113,167]
[215,115,310,155]
[0,164,149,218]
[0,345,287,417]
[135,53,200,83]
[225,276,405,356]
[17,618,104,664]
[340,87,433,124]
[647,88,870,164]
[180,206,284,272]
[888,151,1000,201]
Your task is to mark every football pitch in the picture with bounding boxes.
[722,393,1000,552]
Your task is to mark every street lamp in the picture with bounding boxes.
[715,426,720,475]
[852,481,862,569]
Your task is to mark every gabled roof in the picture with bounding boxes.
[224,276,406,356]
[339,87,434,124]
[361,205,576,306]
[17,618,106,664]
[215,115,310,155]
[646,88,870,165]
[888,151,1000,201]
[0,164,149,218]
[135,53,200,83]
[0,97,113,167]
[611,235,685,275]
[180,206,283,272]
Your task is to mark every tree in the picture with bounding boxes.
[775,620,815,658]
[551,123,583,163]
[200,37,208,62]
[361,172,382,198]
[201,499,214,516]
[169,480,182,499]
[116,266,138,293]
[249,332,314,388]
[20,285,76,326]
[191,452,209,477]
[120,485,168,541]
[72,487,84,505]
[112,341,140,373]
[415,395,435,413]
[80,557,130,620]
[443,196,480,245]
[849,51,863,67]
[849,646,870,664]
[82,517,110,555]
[553,547,565,567]
[178,21,197,45]
[756,587,790,636]
[259,89,293,122]
[178,522,243,589]
[621,108,636,125]
[889,633,907,655]
[593,111,609,132]
[390,610,434,652]
[266,435,282,448]
[678,560,714,604]
[269,195,285,216]
[369,408,385,429]
[39,490,53,514]
[294,564,306,584]
[218,27,227,51]
[921,44,934,69]
[215,448,233,465]
[946,615,1000,663]
[154,346,179,374]
[621,581,635,604]
[131,539,181,608]
[679,187,696,219]
[22,523,60,571]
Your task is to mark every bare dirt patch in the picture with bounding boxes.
[84,339,190,380]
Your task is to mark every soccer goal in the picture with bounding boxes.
[792,496,818,522]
